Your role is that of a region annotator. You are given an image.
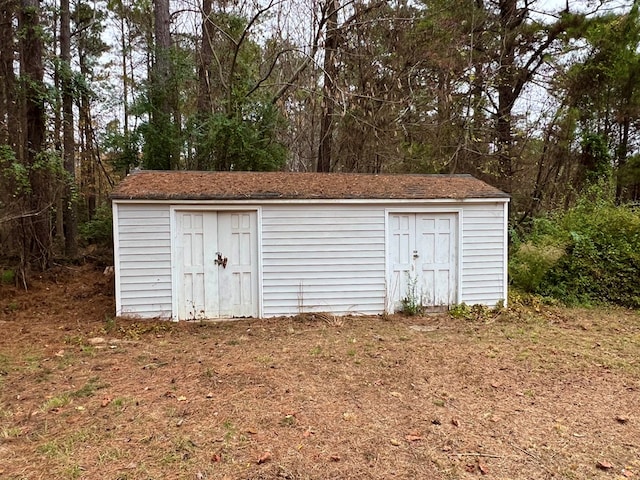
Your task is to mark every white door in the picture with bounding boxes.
[389,213,458,311]
[176,211,258,319]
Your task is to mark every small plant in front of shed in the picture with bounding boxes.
[449,303,498,322]
[401,273,423,316]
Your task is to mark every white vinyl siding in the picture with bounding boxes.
[112,198,508,319]
[460,203,507,306]
[114,204,173,318]
[261,206,386,317]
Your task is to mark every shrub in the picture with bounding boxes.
[79,205,113,246]
[1,269,15,285]
[511,194,640,308]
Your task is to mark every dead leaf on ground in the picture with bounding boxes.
[257,451,271,464]
[478,461,489,475]
[596,460,614,470]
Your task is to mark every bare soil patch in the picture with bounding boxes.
[1,265,639,479]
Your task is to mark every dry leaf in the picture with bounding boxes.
[342,412,355,421]
[177,396,187,402]
[257,451,272,464]
[478,461,489,475]
[596,461,614,470]
[622,468,635,478]
[390,438,400,446]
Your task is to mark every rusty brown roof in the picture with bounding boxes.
[110,171,509,201]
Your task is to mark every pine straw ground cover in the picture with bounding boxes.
[0,265,639,480]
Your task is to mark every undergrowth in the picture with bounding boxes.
[510,186,640,308]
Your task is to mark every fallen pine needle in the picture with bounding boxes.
[449,452,503,458]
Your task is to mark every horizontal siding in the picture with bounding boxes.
[112,199,507,319]
[115,203,173,318]
[460,203,506,306]
[261,205,386,317]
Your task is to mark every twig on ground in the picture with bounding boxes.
[449,452,503,458]
[509,442,555,474]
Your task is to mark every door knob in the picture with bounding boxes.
[215,252,228,268]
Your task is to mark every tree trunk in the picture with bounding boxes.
[0,0,18,151]
[19,0,51,272]
[60,0,77,257]
[149,0,175,169]
[195,0,213,170]
[317,0,339,173]
[493,0,520,194]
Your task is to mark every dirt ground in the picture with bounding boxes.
[0,264,639,479]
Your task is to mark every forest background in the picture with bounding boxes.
[0,0,639,307]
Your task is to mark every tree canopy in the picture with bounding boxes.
[1,0,639,293]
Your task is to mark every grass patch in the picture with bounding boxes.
[70,377,108,398]
[41,394,71,412]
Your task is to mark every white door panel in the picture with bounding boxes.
[389,213,457,311]
[178,212,218,319]
[218,212,258,318]
[389,214,415,307]
[176,211,257,319]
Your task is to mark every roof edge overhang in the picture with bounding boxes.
[111,196,510,205]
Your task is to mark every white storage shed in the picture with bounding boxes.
[111,171,510,320]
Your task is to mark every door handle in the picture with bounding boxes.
[215,252,228,268]
[412,250,419,259]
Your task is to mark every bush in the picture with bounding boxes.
[510,195,640,308]
[79,205,113,246]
